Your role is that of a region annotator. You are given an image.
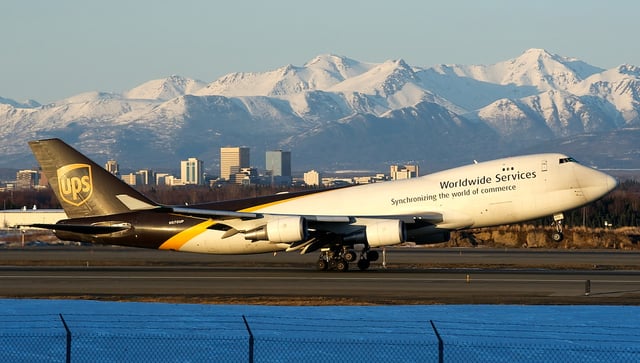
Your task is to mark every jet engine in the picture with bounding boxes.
[244,216,307,243]
[344,219,406,248]
[406,226,451,244]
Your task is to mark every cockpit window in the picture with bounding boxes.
[559,157,578,164]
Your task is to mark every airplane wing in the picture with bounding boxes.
[189,210,448,254]
[163,204,450,254]
[171,206,361,223]
[169,206,443,225]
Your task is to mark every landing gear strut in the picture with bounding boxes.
[550,212,564,242]
[316,246,379,272]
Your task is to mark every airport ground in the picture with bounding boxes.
[1,244,639,305]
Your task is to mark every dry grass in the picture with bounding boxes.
[450,224,640,249]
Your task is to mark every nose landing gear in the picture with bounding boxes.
[550,212,564,242]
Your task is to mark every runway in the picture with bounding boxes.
[1,246,640,305]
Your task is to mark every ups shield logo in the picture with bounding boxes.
[57,163,93,206]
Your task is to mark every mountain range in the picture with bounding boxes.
[1,48,638,174]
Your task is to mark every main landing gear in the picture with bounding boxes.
[316,246,379,272]
[550,212,564,242]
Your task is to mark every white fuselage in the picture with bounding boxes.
[170,153,616,254]
[251,153,615,227]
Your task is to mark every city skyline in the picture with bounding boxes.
[2,151,421,190]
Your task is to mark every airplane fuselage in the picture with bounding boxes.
[53,153,616,255]
[251,153,614,226]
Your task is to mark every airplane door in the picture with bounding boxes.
[540,159,549,191]
[534,159,550,211]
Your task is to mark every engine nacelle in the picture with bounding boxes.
[244,216,307,243]
[406,226,451,245]
[411,231,451,245]
[344,219,406,248]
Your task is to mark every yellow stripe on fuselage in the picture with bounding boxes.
[159,220,216,251]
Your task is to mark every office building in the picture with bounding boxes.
[181,158,204,185]
[121,173,138,186]
[303,170,322,186]
[137,169,154,186]
[266,150,292,185]
[16,170,39,189]
[105,160,119,176]
[155,173,170,186]
[220,147,250,181]
[265,150,291,177]
[390,164,419,180]
[233,167,259,185]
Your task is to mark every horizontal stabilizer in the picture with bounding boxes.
[116,194,158,211]
[29,223,131,235]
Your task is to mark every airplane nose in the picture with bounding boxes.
[574,166,617,202]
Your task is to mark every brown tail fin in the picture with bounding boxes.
[29,138,158,218]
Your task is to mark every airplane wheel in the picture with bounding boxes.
[357,259,371,271]
[316,259,328,271]
[551,232,564,242]
[366,250,379,262]
[335,259,349,272]
[344,250,357,262]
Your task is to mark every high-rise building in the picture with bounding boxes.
[155,173,181,186]
[265,150,291,177]
[155,173,170,186]
[121,173,138,186]
[105,160,119,176]
[16,170,39,189]
[220,147,250,181]
[181,158,204,185]
[265,150,292,185]
[137,169,154,185]
[304,170,322,186]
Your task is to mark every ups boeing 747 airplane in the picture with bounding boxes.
[28,138,616,271]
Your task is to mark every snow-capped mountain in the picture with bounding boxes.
[0,96,40,109]
[125,75,207,101]
[1,49,639,172]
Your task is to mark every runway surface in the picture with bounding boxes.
[1,246,640,305]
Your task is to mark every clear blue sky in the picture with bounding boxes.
[2,0,637,103]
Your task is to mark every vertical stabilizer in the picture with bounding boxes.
[29,139,158,218]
